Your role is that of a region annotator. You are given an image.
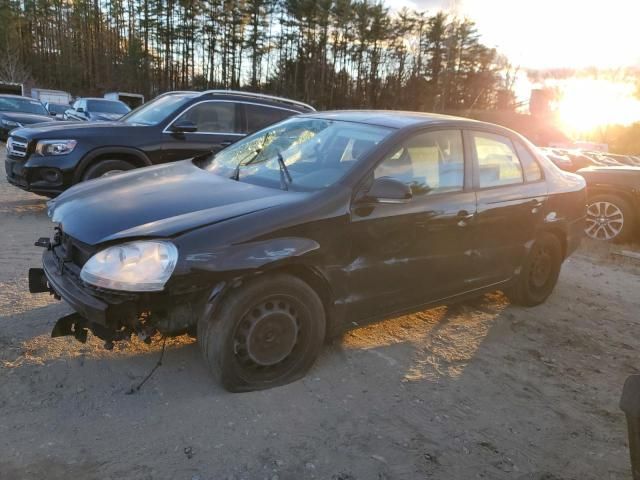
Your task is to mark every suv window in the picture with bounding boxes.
[473,132,523,188]
[245,104,295,133]
[374,130,464,196]
[176,101,237,133]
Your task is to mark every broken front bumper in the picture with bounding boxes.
[34,247,109,325]
[30,244,209,345]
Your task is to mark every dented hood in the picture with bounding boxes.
[48,160,302,245]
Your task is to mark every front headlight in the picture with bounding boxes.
[80,241,178,292]
[35,139,77,156]
[1,119,20,128]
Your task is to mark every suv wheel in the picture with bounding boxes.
[82,159,135,181]
[506,232,562,307]
[198,274,326,392]
[586,194,635,243]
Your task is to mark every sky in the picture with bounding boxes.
[384,0,640,69]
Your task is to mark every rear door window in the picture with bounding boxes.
[513,140,543,182]
[176,101,238,133]
[245,104,296,133]
[472,132,524,188]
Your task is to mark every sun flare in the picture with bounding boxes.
[553,79,640,134]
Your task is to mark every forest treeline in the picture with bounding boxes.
[0,0,517,111]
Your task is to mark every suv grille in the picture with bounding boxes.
[7,136,29,159]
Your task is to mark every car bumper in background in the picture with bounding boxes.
[5,155,67,196]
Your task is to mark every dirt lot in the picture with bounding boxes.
[1,145,639,479]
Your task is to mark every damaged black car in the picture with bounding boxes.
[29,111,587,392]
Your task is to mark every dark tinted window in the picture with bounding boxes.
[375,130,464,196]
[87,100,130,114]
[47,104,68,115]
[0,97,48,115]
[177,101,237,133]
[245,104,296,133]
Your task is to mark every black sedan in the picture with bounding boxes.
[0,95,52,141]
[29,111,587,391]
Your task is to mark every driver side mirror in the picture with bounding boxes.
[362,177,412,204]
[170,120,198,133]
[76,107,84,113]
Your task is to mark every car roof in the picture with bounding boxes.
[80,97,124,102]
[157,90,314,112]
[300,110,486,129]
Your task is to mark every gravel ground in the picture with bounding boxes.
[1,145,639,479]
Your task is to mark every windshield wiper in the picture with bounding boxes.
[231,148,262,181]
[276,151,293,191]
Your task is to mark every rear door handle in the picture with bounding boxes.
[530,198,544,213]
[219,141,233,148]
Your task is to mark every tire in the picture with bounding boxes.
[585,194,636,243]
[197,273,326,392]
[507,232,563,307]
[82,159,135,181]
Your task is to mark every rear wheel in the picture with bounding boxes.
[197,274,326,392]
[585,194,635,243]
[507,232,563,307]
[82,159,135,181]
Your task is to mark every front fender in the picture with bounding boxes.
[181,237,321,274]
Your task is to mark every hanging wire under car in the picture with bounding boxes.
[126,336,167,395]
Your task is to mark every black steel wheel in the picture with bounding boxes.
[198,273,325,392]
[506,232,562,307]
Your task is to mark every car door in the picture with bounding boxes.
[161,100,244,163]
[469,130,548,286]
[346,129,478,321]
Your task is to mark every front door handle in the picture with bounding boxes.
[457,210,475,227]
[219,141,233,148]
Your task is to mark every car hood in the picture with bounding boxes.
[10,120,133,139]
[48,160,304,245]
[1,111,53,125]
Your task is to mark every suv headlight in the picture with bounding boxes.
[35,139,77,156]
[80,241,178,292]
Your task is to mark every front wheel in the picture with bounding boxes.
[82,159,135,181]
[506,232,563,307]
[197,274,326,392]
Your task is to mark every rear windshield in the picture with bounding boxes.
[0,97,48,116]
[87,100,130,114]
